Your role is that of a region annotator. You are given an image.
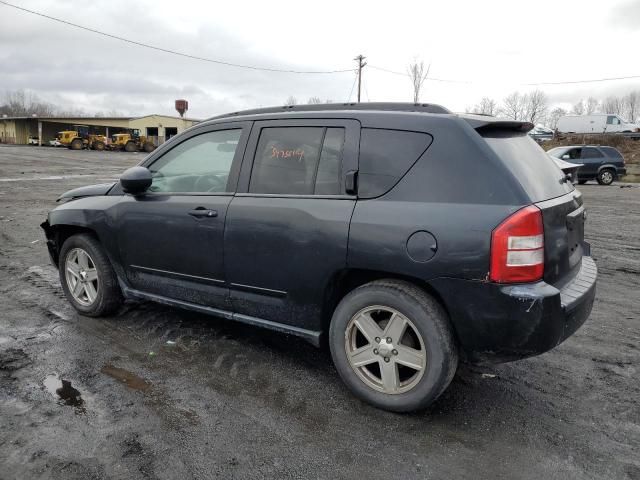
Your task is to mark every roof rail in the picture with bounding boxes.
[209,102,451,120]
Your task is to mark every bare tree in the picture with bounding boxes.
[307,96,322,104]
[602,96,624,115]
[523,90,548,124]
[1,89,55,116]
[470,97,498,116]
[284,96,297,106]
[548,107,567,129]
[624,91,639,122]
[500,92,525,120]
[407,60,430,103]
[585,97,599,115]
[571,100,585,115]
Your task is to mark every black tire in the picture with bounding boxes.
[596,168,615,186]
[578,180,588,185]
[92,140,105,151]
[59,234,122,317]
[143,142,155,153]
[70,138,83,150]
[329,279,458,412]
[124,141,137,152]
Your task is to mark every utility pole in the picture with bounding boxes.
[354,55,367,103]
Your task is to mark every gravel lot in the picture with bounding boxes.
[1,145,639,480]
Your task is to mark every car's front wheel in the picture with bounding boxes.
[329,280,458,412]
[59,234,122,316]
[597,168,615,185]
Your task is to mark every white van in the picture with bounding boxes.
[557,114,639,134]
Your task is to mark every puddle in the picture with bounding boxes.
[43,374,86,413]
[101,364,152,392]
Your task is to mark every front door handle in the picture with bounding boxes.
[189,207,218,218]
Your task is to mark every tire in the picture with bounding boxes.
[329,279,458,412]
[143,142,155,153]
[70,138,83,150]
[124,141,137,152]
[597,168,615,185]
[578,180,587,185]
[59,234,122,317]
[92,140,105,151]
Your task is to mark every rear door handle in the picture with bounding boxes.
[189,207,218,218]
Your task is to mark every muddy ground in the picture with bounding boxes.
[0,145,638,480]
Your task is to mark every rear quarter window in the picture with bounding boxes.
[358,128,433,198]
[482,132,573,202]
[600,147,623,160]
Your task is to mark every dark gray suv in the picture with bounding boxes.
[547,145,627,185]
[42,103,597,412]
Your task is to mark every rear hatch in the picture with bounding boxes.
[473,120,585,286]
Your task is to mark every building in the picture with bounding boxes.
[0,114,199,146]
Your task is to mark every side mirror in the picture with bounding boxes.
[561,154,570,160]
[120,166,152,194]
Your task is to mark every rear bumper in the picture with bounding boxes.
[617,167,627,176]
[431,255,597,363]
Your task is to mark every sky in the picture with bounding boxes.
[1,0,639,119]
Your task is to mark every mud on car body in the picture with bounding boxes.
[42,103,597,412]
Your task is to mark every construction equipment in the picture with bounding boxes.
[108,129,156,153]
[57,125,107,151]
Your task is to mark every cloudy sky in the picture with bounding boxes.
[1,0,639,119]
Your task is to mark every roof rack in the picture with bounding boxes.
[210,102,451,120]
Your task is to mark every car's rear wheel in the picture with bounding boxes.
[597,168,615,185]
[329,280,458,412]
[59,234,122,316]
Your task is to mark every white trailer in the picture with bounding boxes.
[557,114,639,134]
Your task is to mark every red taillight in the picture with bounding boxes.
[490,205,544,283]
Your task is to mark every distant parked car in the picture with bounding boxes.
[529,125,554,142]
[557,114,639,134]
[547,145,626,185]
[27,136,39,145]
[551,156,581,184]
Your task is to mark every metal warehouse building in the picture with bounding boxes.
[0,114,199,146]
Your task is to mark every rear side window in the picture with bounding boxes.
[482,132,573,201]
[358,128,433,198]
[600,147,623,159]
[249,127,345,195]
[581,147,602,159]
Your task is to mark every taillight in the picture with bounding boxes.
[490,205,544,283]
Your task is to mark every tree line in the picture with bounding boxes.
[466,90,640,128]
[0,90,121,118]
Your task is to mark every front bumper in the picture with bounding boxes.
[617,167,627,177]
[431,255,597,363]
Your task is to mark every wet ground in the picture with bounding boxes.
[0,145,639,479]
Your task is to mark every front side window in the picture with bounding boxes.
[607,115,621,125]
[148,129,241,193]
[249,127,345,195]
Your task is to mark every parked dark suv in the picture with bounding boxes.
[42,103,597,412]
[547,145,626,185]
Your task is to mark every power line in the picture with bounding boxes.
[0,0,355,75]
[369,64,640,86]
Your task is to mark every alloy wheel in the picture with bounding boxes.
[65,248,99,306]
[345,305,426,394]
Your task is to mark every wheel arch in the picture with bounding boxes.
[42,222,99,267]
[321,268,459,346]
[597,163,618,174]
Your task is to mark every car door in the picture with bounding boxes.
[580,147,604,176]
[224,119,359,333]
[115,122,250,308]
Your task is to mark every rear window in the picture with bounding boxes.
[482,132,573,202]
[600,146,623,159]
[358,128,433,198]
